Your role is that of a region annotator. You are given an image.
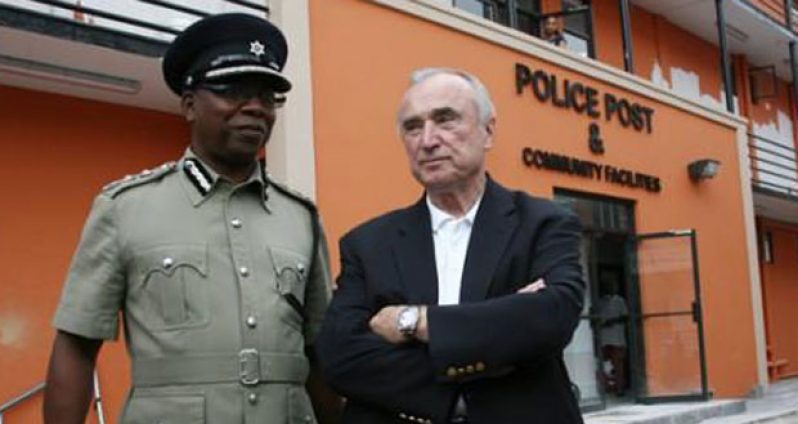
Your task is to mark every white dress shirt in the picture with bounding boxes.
[427,194,483,306]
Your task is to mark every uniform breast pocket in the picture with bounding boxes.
[131,244,209,331]
[269,247,309,330]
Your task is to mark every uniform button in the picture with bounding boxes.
[247,392,258,404]
[246,316,257,328]
[231,218,243,228]
[297,262,306,274]
[399,412,407,419]
[303,415,313,423]
[162,257,174,269]
[476,361,486,372]
[239,266,250,277]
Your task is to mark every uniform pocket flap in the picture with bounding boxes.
[134,243,208,279]
[123,393,205,424]
[269,247,308,301]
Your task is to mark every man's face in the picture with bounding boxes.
[544,17,558,36]
[397,74,494,192]
[182,76,279,167]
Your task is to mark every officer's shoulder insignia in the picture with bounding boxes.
[102,161,178,198]
[267,176,317,212]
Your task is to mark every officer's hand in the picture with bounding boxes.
[369,306,407,344]
[517,278,547,294]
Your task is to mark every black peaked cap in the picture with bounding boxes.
[162,13,290,95]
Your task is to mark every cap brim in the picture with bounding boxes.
[204,65,292,93]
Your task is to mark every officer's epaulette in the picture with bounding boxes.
[102,161,178,198]
[266,176,318,213]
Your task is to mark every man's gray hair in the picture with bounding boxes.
[408,67,496,124]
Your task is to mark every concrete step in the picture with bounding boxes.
[700,409,798,424]
[583,399,746,424]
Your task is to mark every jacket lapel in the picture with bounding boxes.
[392,198,439,305]
[460,178,519,302]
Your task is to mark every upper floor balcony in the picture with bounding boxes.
[0,0,269,112]
[748,0,798,31]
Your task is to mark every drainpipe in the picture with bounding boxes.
[716,0,735,113]
[620,0,634,73]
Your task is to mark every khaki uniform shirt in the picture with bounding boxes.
[54,150,332,424]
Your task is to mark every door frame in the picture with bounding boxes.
[632,229,711,403]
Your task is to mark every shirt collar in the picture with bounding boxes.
[426,193,483,233]
[179,148,269,208]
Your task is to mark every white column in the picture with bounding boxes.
[737,124,769,393]
[267,0,317,200]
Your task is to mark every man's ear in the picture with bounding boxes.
[484,116,496,149]
[180,91,196,122]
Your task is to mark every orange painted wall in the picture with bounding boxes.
[309,0,758,398]
[0,85,186,422]
[630,7,724,105]
[760,219,798,378]
[750,75,795,145]
[593,1,625,69]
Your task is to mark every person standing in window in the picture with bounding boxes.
[542,16,568,48]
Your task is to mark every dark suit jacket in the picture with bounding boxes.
[316,177,585,424]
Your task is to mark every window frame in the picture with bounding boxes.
[452,0,595,59]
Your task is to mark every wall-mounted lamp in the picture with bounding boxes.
[688,159,721,181]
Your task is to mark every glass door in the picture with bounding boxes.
[563,234,604,411]
[629,230,710,403]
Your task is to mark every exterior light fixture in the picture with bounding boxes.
[688,159,721,181]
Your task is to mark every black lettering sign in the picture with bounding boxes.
[522,148,661,193]
[515,62,655,134]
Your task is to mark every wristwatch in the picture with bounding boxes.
[397,305,420,338]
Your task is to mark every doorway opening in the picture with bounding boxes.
[555,189,710,411]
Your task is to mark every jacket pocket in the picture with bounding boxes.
[130,244,209,331]
[122,393,205,424]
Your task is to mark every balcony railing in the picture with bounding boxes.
[749,132,798,198]
[747,0,798,33]
[0,0,269,48]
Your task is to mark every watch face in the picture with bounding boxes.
[398,306,419,333]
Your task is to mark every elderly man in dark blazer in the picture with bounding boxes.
[316,68,585,424]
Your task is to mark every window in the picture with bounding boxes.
[762,231,774,264]
[515,0,540,36]
[454,0,510,26]
[453,0,594,58]
[560,0,594,58]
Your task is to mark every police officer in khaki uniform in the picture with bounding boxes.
[43,13,339,424]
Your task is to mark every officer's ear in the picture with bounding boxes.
[181,90,196,123]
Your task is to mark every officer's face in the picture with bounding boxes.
[397,74,494,192]
[182,77,279,167]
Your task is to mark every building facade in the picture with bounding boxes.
[0,0,796,421]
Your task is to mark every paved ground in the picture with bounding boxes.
[701,378,798,424]
[584,378,798,424]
